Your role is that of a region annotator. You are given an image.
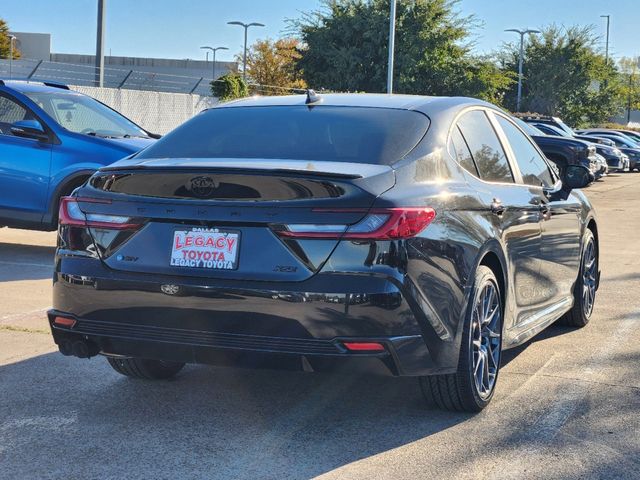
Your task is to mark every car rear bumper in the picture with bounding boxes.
[49,256,460,376]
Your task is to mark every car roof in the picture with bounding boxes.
[217,93,497,116]
[0,79,75,94]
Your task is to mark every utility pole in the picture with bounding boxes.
[505,28,540,112]
[8,35,16,79]
[227,21,264,82]
[95,0,106,87]
[387,0,397,94]
[627,73,633,124]
[601,15,610,65]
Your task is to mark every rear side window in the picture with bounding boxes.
[496,116,555,188]
[457,110,514,183]
[449,126,478,175]
[136,106,430,165]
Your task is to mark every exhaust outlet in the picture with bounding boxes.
[58,340,74,356]
[70,340,100,359]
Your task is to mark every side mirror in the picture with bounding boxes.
[11,119,49,142]
[563,165,592,190]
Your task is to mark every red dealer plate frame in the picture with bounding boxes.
[170,228,240,271]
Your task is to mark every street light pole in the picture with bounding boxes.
[8,35,16,79]
[227,21,265,82]
[600,15,610,65]
[627,72,634,125]
[201,46,229,80]
[95,0,106,87]
[505,28,540,112]
[387,0,397,94]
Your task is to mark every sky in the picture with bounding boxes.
[2,0,639,62]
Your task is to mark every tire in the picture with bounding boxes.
[560,229,597,328]
[106,357,185,379]
[419,266,503,412]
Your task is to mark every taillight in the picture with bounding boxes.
[59,197,140,230]
[274,208,436,240]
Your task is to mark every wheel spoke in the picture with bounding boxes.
[475,352,485,389]
[482,354,491,390]
[482,326,500,338]
[486,343,498,369]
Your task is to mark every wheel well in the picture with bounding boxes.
[480,252,506,308]
[587,218,599,257]
[545,153,568,173]
[587,218,597,239]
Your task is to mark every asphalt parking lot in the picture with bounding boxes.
[1,174,639,480]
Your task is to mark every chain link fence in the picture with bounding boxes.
[68,85,217,135]
[0,58,321,134]
[0,58,216,96]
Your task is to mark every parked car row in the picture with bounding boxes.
[517,114,640,179]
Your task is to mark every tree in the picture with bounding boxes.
[499,25,623,126]
[0,18,20,59]
[618,57,640,123]
[210,73,249,102]
[289,0,512,102]
[244,38,307,95]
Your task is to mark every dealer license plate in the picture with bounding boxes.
[170,229,240,270]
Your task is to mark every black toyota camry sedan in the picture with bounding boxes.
[48,93,599,412]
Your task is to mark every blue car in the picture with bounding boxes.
[0,80,156,231]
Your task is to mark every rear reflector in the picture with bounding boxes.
[343,342,386,352]
[59,197,140,230]
[275,208,436,240]
[53,316,77,328]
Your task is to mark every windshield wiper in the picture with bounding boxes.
[85,132,124,139]
[123,134,150,139]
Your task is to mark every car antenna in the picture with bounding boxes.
[305,89,322,105]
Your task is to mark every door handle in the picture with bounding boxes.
[490,199,505,216]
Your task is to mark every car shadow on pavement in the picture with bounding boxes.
[0,242,55,282]
[0,350,471,479]
[501,323,576,367]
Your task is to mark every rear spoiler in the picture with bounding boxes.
[99,159,395,180]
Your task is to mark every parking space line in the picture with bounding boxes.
[0,260,52,268]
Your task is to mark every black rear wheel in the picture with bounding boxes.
[420,265,503,412]
[560,229,597,328]
[107,357,185,380]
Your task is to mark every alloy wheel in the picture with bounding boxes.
[471,281,502,400]
[582,237,597,317]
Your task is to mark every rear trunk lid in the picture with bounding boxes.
[77,159,395,282]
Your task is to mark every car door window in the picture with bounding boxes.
[0,95,29,136]
[448,125,479,176]
[457,110,514,183]
[496,116,555,188]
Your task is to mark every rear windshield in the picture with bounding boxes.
[136,105,430,165]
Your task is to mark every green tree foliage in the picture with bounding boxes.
[618,56,640,120]
[499,25,622,126]
[244,38,307,95]
[0,18,20,59]
[210,73,249,102]
[290,0,513,102]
